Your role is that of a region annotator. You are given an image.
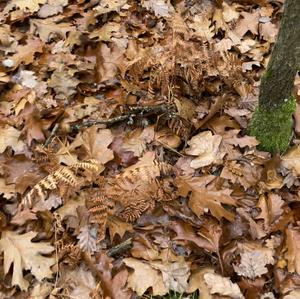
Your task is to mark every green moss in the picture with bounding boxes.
[249,97,296,153]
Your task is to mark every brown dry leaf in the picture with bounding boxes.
[77,225,98,253]
[285,228,300,275]
[48,69,79,100]
[0,178,15,199]
[282,145,300,175]
[9,38,43,68]
[176,175,236,222]
[222,2,240,23]
[295,103,300,134]
[235,10,260,37]
[259,22,278,43]
[93,0,128,15]
[96,42,124,82]
[189,15,215,41]
[223,129,259,148]
[30,282,53,299]
[0,230,55,291]
[124,257,168,296]
[58,265,98,299]
[142,0,174,18]
[111,269,131,299]
[204,272,245,299]
[121,127,154,157]
[38,3,64,18]
[81,126,114,165]
[234,249,274,279]
[30,19,74,42]
[4,0,47,14]
[284,290,300,299]
[185,131,224,168]
[56,196,85,219]
[149,258,190,293]
[107,216,133,241]
[171,221,216,252]
[154,128,181,149]
[256,194,284,229]
[186,268,215,299]
[0,125,25,153]
[237,208,267,240]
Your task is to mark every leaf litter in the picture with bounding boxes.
[0,0,299,298]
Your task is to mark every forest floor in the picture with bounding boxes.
[0,0,300,298]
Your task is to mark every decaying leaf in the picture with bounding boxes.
[176,175,236,221]
[0,231,55,290]
[150,258,190,293]
[282,145,300,175]
[124,258,168,296]
[204,272,245,299]
[0,125,25,153]
[285,228,300,275]
[185,131,224,168]
[187,268,215,299]
[234,249,274,279]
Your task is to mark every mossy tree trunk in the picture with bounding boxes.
[249,0,300,153]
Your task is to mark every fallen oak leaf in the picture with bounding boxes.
[204,272,245,299]
[0,230,55,291]
[170,221,215,252]
[282,145,300,175]
[149,258,190,293]
[285,227,300,275]
[0,125,25,153]
[186,268,215,299]
[8,38,43,69]
[124,257,168,296]
[4,0,47,14]
[176,175,237,222]
[185,131,224,168]
[233,249,274,279]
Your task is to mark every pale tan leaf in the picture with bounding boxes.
[150,259,190,293]
[81,126,114,165]
[0,178,15,199]
[185,131,224,168]
[189,15,215,41]
[107,216,133,241]
[0,231,55,291]
[124,258,168,296]
[283,290,300,299]
[204,273,244,299]
[77,225,98,253]
[282,145,300,175]
[285,228,300,275]
[187,268,214,299]
[234,250,273,279]
[4,0,47,14]
[0,125,25,154]
[142,0,174,17]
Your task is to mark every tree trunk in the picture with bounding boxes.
[249,0,300,153]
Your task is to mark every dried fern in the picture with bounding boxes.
[106,161,175,222]
[86,192,115,241]
[22,160,102,209]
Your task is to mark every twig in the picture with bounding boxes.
[107,238,133,257]
[44,123,60,146]
[71,104,174,130]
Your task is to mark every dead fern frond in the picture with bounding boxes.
[86,192,115,241]
[22,160,101,209]
[106,161,175,222]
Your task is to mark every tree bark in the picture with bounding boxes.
[259,0,300,109]
[249,0,300,153]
